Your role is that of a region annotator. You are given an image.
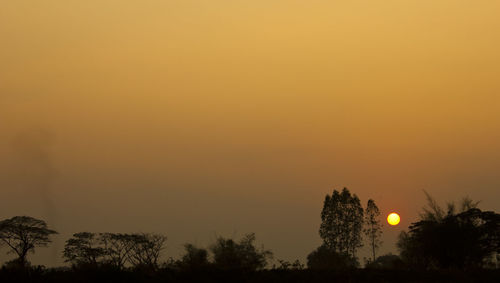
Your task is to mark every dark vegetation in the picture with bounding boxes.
[397,192,500,270]
[1,188,499,282]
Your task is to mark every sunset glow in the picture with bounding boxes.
[1,0,500,267]
[387,213,401,226]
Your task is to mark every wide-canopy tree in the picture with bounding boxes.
[0,216,57,266]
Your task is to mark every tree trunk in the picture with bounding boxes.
[18,252,28,268]
[372,240,376,262]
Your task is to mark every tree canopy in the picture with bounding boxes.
[307,245,358,270]
[398,193,500,270]
[364,199,383,262]
[177,244,209,270]
[63,232,166,270]
[210,233,272,271]
[319,188,364,259]
[0,216,57,267]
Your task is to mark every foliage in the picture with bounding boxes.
[178,244,209,270]
[307,245,358,270]
[319,188,364,258]
[363,199,383,262]
[398,208,500,270]
[210,233,272,271]
[126,233,167,270]
[273,259,304,271]
[63,232,166,270]
[419,190,480,222]
[63,232,105,267]
[0,216,57,267]
[100,233,135,269]
[365,253,404,270]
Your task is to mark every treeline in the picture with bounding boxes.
[63,232,166,270]
[0,218,273,272]
[0,188,499,278]
[62,232,272,272]
[309,189,499,271]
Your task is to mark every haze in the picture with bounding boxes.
[1,1,500,266]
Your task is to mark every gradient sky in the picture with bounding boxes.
[1,1,500,266]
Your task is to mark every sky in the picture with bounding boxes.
[1,0,500,266]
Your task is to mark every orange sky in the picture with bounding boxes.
[1,1,500,266]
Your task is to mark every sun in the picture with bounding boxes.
[387,212,400,226]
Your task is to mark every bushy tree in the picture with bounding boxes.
[365,253,404,270]
[0,216,57,267]
[319,188,364,258]
[419,190,480,222]
[178,244,209,270]
[398,193,499,270]
[307,245,358,270]
[364,199,382,262]
[210,233,272,271]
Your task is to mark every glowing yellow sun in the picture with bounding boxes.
[387,213,400,226]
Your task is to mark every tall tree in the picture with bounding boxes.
[344,189,364,257]
[319,188,364,258]
[0,216,57,267]
[364,199,383,262]
[320,190,343,252]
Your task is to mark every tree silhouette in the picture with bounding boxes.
[178,243,209,270]
[307,245,358,270]
[210,233,272,271]
[363,199,382,262]
[365,253,404,270]
[63,232,166,270]
[63,232,105,268]
[398,207,500,270]
[100,233,135,269]
[319,188,363,259]
[126,233,166,270]
[0,216,57,267]
[419,190,479,222]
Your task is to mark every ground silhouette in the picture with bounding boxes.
[0,190,499,282]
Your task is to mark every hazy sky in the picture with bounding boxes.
[1,1,500,266]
